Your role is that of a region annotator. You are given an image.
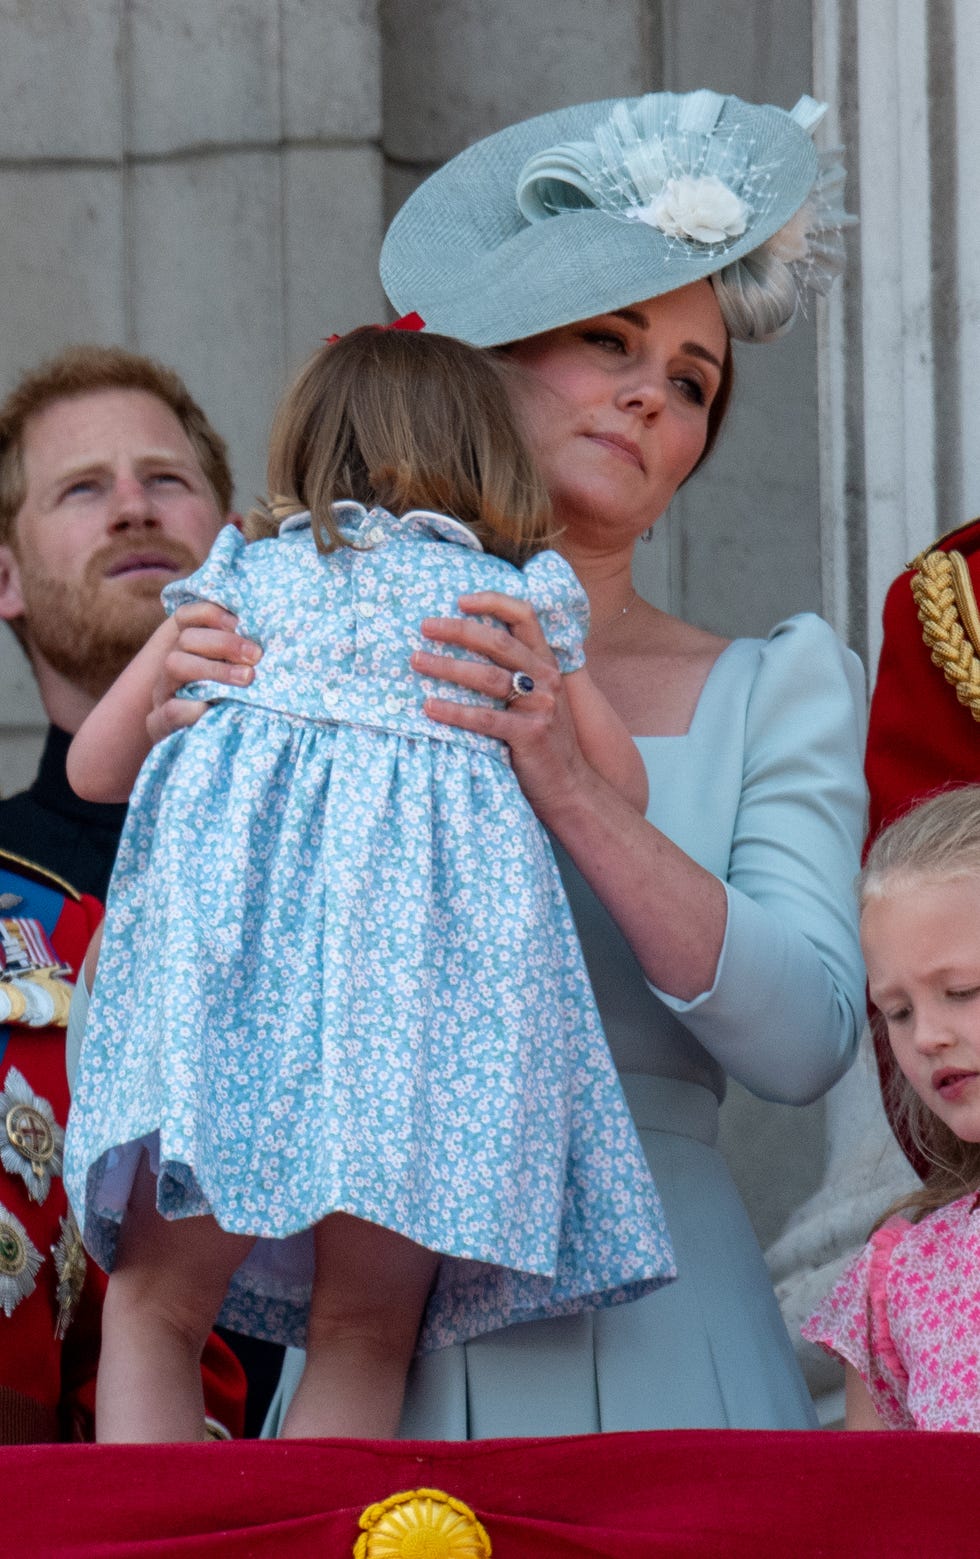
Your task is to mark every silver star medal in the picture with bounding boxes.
[0,1200,42,1317]
[0,1066,64,1203]
[52,1210,87,1340]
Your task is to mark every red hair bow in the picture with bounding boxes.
[324,311,424,345]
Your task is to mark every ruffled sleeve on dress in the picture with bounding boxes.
[802,1220,915,1429]
[161,524,248,618]
[648,614,867,1104]
[521,550,590,674]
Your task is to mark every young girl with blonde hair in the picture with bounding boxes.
[804,784,980,1430]
[64,326,673,1442]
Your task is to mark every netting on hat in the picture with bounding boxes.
[516,92,854,343]
[712,146,853,340]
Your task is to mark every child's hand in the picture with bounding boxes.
[146,602,261,745]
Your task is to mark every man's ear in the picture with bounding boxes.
[0,545,26,623]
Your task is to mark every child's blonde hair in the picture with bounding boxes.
[246,327,556,566]
[862,784,980,1223]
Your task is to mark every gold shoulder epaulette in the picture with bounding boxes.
[909,536,980,724]
[0,848,82,901]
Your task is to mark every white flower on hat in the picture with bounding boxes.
[643,174,749,245]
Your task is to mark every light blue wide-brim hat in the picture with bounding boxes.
[380,90,851,347]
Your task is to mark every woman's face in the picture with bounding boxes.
[506,280,728,543]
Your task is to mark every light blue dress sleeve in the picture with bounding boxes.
[521,550,590,673]
[650,614,868,1105]
[160,523,248,617]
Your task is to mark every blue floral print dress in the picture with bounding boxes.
[65,505,675,1351]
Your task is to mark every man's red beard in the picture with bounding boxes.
[16,536,202,698]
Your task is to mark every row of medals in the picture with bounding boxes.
[0,970,73,1028]
[1,910,80,1324]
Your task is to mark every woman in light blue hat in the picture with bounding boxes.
[160,90,866,1432]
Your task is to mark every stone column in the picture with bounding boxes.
[817,0,980,668]
[768,0,978,1422]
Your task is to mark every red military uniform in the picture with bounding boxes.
[0,847,245,1441]
[865,517,980,1174]
[0,848,104,1440]
[867,517,980,843]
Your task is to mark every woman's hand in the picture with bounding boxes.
[145,601,262,746]
[413,589,727,1003]
[412,591,592,825]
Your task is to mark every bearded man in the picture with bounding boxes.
[0,345,237,896]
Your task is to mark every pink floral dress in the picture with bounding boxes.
[803,1192,980,1429]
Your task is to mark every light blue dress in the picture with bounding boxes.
[265,612,868,1432]
[64,505,675,1353]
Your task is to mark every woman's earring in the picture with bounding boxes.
[641,526,654,544]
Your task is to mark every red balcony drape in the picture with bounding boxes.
[12,1429,978,1558]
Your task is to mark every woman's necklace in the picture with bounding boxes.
[590,589,639,637]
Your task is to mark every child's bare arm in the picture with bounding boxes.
[843,1362,887,1430]
[67,617,180,802]
[563,667,648,815]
